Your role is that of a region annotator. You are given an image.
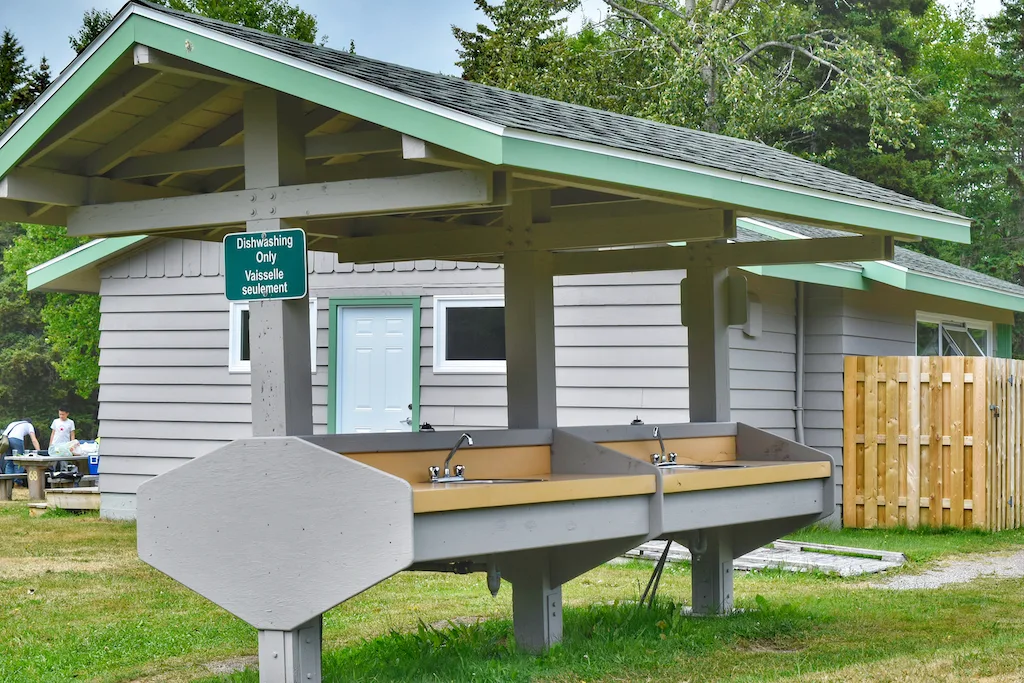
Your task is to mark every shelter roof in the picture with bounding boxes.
[0,0,970,244]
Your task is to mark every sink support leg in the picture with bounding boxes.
[504,552,563,652]
[257,615,322,683]
[691,529,733,615]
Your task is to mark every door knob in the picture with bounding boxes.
[400,417,413,425]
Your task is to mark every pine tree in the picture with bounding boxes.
[0,29,28,131]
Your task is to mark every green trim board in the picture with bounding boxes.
[862,261,1024,313]
[740,263,867,290]
[997,323,1013,359]
[501,136,969,243]
[0,15,139,177]
[0,4,968,244]
[26,235,150,292]
[327,297,422,435]
[738,219,1024,312]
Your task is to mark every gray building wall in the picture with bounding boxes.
[97,239,1012,521]
[97,239,799,519]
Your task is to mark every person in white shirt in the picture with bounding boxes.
[3,420,41,478]
[49,407,76,448]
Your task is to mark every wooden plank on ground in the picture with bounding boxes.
[907,356,922,529]
[864,357,878,528]
[843,356,859,528]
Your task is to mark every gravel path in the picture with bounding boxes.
[878,549,1024,590]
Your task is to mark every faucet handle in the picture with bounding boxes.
[428,465,440,480]
[667,452,677,463]
[651,453,661,464]
[454,464,465,477]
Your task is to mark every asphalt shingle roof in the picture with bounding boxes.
[751,220,1024,297]
[133,1,963,222]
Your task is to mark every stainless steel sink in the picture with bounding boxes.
[433,478,545,485]
[658,463,748,470]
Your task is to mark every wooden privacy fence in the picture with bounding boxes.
[843,356,1024,531]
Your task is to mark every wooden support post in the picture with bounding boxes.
[684,265,731,423]
[244,88,318,683]
[683,264,733,612]
[502,195,561,650]
[503,194,557,430]
[691,529,734,615]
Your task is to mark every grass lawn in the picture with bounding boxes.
[2,498,1024,682]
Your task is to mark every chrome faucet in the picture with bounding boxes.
[650,426,677,466]
[429,432,473,482]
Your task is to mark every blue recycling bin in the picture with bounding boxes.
[79,441,100,475]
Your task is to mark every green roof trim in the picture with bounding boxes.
[737,219,1024,312]
[27,235,150,293]
[132,18,505,165]
[0,15,138,179]
[862,261,1024,313]
[0,3,970,244]
[741,263,867,290]
[502,136,969,243]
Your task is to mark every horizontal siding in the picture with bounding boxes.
[97,240,801,504]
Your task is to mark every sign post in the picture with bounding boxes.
[223,228,308,301]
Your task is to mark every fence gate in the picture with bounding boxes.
[843,356,1024,531]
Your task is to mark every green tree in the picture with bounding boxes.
[1,0,326,414]
[69,0,320,54]
[0,29,28,129]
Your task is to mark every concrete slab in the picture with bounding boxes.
[622,539,905,577]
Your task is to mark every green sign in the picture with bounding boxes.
[223,228,308,301]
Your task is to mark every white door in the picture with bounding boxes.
[337,306,414,433]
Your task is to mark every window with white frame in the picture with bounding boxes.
[229,298,318,373]
[916,312,992,357]
[433,295,506,373]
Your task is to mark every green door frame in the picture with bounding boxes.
[328,296,422,434]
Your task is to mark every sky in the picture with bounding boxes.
[0,0,1007,79]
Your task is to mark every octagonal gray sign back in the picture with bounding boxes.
[137,437,414,630]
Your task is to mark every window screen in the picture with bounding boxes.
[445,306,505,361]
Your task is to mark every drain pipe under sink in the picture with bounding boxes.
[795,282,806,444]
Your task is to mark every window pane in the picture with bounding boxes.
[241,309,251,362]
[446,306,505,361]
[944,328,984,356]
[970,328,988,355]
[917,322,939,355]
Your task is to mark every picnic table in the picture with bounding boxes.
[9,453,91,501]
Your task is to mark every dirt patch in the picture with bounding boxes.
[874,550,1024,590]
[203,655,258,675]
[427,615,490,630]
[0,552,135,579]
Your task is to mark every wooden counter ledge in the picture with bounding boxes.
[661,460,830,494]
[412,473,656,514]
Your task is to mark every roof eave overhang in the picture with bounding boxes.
[738,218,1024,311]
[0,3,969,245]
[27,235,152,293]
